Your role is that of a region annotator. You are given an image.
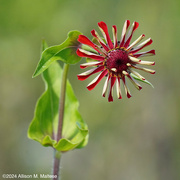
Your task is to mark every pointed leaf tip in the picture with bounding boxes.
[32,39,48,78]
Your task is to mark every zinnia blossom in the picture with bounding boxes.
[77,20,155,102]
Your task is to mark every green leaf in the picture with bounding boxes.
[33,30,82,78]
[28,41,88,152]
[131,73,154,88]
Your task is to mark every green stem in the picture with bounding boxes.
[52,63,69,180]
[57,63,69,141]
[53,151,61,180]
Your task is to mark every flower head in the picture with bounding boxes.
[77,20,155,102]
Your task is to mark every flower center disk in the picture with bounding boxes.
[105,48,130,76]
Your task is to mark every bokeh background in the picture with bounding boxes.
[0,0,180,179]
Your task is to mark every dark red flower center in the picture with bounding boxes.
[104,48,130,76]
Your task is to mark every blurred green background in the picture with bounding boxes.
[0,0,180,179]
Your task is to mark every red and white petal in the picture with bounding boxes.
[128,56,141,63]
[78,35,101,54]
[124,21,139,48]
[123,71,142,90]
[116,77,122,99]
[87,69,108,90]
[135,60,155,66]
[112,25,118,48]
[127,34,145,51]
[108,76,116,102]
[129,56,155,66]
[80,61,103,69]
[102,75,111,97]
[121,75,132,98]
[120,20,130,47]
[77,48,104,61]
[133,50,155,58]
[131,65,156,74]
[130,38,153,54]
[91,29,109,52]
[98,21,114,49]
[77,66,104,81]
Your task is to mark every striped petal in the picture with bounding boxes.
[77,66,104,81]
[120,20,130,47]
[133,50,155,58]
[127,34,145,51]
[129,56,155,66]
[98,21,114,49]
[108,76,116,102]
[128,56,141,63]
[102,75,111,97]
[80,61,103,69]
[124,21,139,48]
[122,75,132,98]
[112,25,118,48]
[116,77,122,99]
[130,38,153,54]
[77,48,104,61]
[131,65,156,74]
[135,60,155,66]
[87,69,108,90]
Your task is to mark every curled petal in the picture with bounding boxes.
[116,77,122,99]
[98,21,114,49]
[136,60,155,66]
[129,56,155,66]
[128,56,141,63]
[122,75,132,98]
[108,76,116,102]
[131,64,156,74]
[87,69,108,90]
[112,25,118,48]
[77,48,104,61]
[102,75,111,97]
[124,21,139,48]
[133,50,155,58]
